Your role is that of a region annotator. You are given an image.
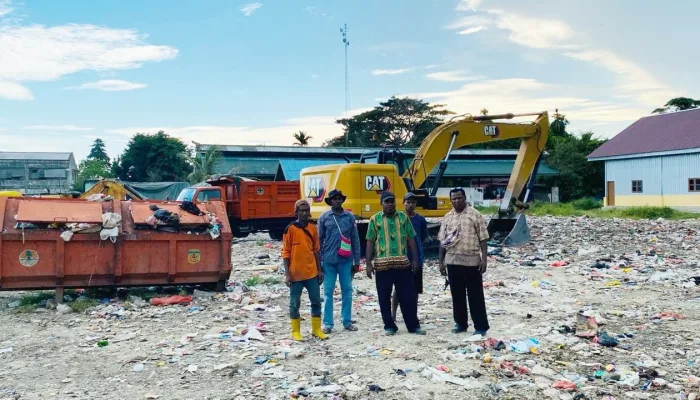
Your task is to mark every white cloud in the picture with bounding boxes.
[495,14,575,49]
[447,12,573,49]
[456,0,482,11]
[564,50,678,107]
[0,80,32,100]
[241,3,262,16]
[447,4,676,115]
[0,0,13,17]
[459,26,486,35]
[22,125,94,131]
[371,68,411,76]
[398,78,647,138]
[66,79,147,91]
[107,108,373,152]
[0,23,178,99]
[445,15,492,30]
[425,71,484,82]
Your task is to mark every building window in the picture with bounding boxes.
[690,178,700,192]
[632,180,643,193]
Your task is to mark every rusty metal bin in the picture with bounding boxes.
[0,197,232,295]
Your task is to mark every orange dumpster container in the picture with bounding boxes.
[0,196,232,295]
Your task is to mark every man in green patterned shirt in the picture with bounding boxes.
[365,191,426,336]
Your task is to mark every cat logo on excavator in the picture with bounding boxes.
[365,175,391,192]
[305,177,326,203]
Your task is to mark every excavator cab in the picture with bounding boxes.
[299,111,549,248]
[360,147,439,211]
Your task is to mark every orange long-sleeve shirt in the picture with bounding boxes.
[281,222,320,282]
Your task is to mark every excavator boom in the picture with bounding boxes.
[404,111,549,245]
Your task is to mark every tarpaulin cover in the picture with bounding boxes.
[123,181,190,200]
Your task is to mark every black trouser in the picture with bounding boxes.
[376,268,420,332]
[447,265,489,331]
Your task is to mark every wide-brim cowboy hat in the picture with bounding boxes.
[325,189,347,206]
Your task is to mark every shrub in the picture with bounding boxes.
[571,197,603,210]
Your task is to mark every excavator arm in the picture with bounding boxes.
[404,111,550,245]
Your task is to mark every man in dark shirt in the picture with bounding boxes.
[391,192,429,321]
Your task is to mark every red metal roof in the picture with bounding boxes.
[588,108,700,159]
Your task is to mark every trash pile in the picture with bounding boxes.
[0,215,699,399]
[140,202,223,238]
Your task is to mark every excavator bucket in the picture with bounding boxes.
[487,214,531,247]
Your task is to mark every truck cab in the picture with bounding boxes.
[177,175,299,240]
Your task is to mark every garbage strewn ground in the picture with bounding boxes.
[1,215,700,400]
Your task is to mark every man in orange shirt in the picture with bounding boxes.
[282,200,328,341]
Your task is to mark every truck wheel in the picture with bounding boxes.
[269,229,284,241]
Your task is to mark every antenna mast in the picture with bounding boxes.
[340,23,350,146]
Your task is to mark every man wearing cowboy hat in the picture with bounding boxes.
[318,189,361,333]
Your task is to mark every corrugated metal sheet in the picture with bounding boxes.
[0,152,73,161]
[215,158,279,176]
[213,156,559,179]
[279,159,348,181]
[589,108,700,159]
[434,160,558,177]
[606,158,662,195]
[605,153,700,196]
[660,153,700,194]
[196,144,521,157]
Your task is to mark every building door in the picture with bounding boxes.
[606,181,615,206]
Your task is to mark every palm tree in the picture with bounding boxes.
[187,146,222,184]
[293,131,312,147]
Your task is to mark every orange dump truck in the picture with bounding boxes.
[0,196,232,301]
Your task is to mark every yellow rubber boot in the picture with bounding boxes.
[291,318,303,341]
[311,316,328,340]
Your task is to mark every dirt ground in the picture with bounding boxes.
[1,215,700,400]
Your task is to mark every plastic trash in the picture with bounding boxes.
[595,331,619,347]
[150,295,193,306]
[510,338,540,354]
[60,230,74,242]
[552,380,577,391]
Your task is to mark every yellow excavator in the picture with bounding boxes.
[79,179,145,200]
[299,111,549,246]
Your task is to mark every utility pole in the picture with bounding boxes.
[340,23,350,146]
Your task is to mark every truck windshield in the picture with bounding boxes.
[196,189,221,202]
[177,188,196,202]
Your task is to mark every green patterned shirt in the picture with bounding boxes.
[366,211,417,259]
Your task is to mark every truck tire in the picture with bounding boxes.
[268,229,284,241]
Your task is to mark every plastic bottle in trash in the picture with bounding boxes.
[510,338,540,354]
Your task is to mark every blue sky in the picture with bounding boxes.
[0,0,698,161]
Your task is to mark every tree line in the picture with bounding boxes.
[73,133,221,192]
[75,96,699,200]
[320,96,700,201]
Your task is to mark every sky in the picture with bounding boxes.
[0,0,698,161]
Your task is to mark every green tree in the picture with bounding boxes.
[72,138,114,192]
[293,131,312,146]
[187,146,222,184]
[652,97,700,114]
[545,132,607,200]
[87,138,110,163]
[73,158,114,192]
[113,131,192,182]
[325,97,453,147]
